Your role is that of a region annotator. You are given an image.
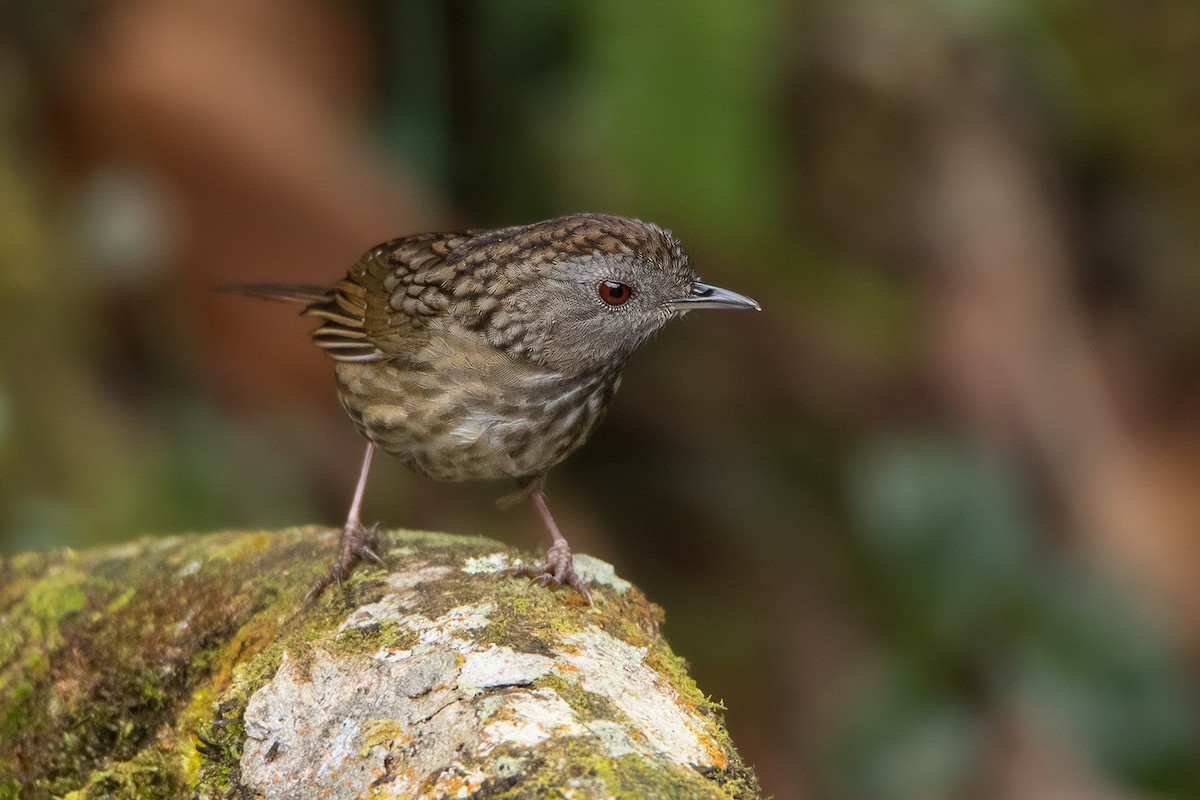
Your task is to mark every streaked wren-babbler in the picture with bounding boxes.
[230,213,759,604]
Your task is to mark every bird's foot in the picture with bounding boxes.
[505,540,593,605]
[303,521,386,609]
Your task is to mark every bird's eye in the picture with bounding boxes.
[598,280,633,306]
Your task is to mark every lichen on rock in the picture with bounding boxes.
[0,528,762,799]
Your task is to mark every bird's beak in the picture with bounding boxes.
[672,281,761,312]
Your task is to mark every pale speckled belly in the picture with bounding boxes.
[333,359,620,482]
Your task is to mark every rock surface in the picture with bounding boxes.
[0,527,762,799]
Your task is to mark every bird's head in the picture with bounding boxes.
[476,214,759,374]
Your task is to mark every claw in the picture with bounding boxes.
[360,546,385,567]
[566,574,593,606]
[302,577,329,610]
[502,546,593,604]
[302,520,388,610]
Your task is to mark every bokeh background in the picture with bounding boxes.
[3,2,1200,798]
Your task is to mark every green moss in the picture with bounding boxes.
[0,563,91,751]
[359,719,404,756]
[173,685,213,787]
[643,641,764,799]
[1,532,314,797]
[0,775,22,799]
[8,550,45,574]
[647,639,714,714]
[104,587,138,614]
[480,738,736,800]
[192,635,290,796]
[332,621,420,660]
[208,531,275,563]
[596,588,664,652]
[478,575,597,654]
[536,673,623,723]
[1,565,87,660]
[67,749,181,799]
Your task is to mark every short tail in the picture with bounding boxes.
[216,283,329,305]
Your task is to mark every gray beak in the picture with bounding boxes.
[672,281,761,311]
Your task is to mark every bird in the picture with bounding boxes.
[227,213,759,605]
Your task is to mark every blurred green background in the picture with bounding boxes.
[3,2,1200,798]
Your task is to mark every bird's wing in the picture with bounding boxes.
[309,219,571,361]
[305,230,482,362]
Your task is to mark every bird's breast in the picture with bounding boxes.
[333,353,621,482]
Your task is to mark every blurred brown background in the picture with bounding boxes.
[3,2,1200,798]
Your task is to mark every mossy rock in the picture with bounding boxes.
[0,527,762,799]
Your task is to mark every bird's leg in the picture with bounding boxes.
[530,491,593,603]
[304,442,385,607]
[505,477,592,604]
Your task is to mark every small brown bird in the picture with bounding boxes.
[230,213,759,604]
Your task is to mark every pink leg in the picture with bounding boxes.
[512,486,593,604]
[531,490,567,549]
[304,442,385,608]
[344,441,374,529]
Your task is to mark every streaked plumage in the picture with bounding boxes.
[229,213,759,604]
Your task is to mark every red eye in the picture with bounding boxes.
[598,280,633,306]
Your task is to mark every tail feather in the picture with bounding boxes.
[220,280,384,362]
[216,283,329,305]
